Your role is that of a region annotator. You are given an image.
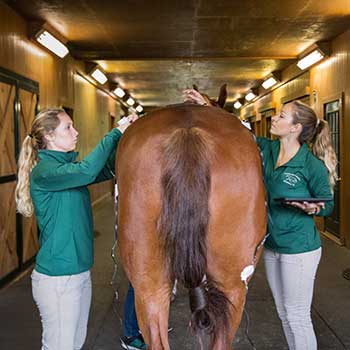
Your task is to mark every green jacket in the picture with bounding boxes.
[257,137,334,254]
[30,128,122,276]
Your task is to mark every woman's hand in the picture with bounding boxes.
[285,201,325,215]
[183,89,208,105]
[116,113,139,133]
[127,113,139,123]
[116,117,131,133]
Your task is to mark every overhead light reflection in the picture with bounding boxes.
[126,97,135,106]
[297,49,324,70]
[91,67,108,85]
[114,87,126,98]
[36,30,69,58]
[234,101,242,109]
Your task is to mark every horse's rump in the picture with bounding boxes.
[116,104,267,350]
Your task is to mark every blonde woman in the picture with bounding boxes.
[15,108,132,350]
[257,100,337,350]
[183,91,337,350]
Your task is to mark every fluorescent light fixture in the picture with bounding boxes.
[136,105,143,113]
[297,49,324,70]
[245,91,257,101]
[36,30,69,58]
[262,76,278,89]
[114,87,126,98]
[233,101,242,109]
[126,97,135,106]
[91,67,108,84]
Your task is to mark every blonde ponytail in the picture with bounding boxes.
[312,120,338,190]
[15,136,38,217]
[290,100,338,191]
[15,108,63,217]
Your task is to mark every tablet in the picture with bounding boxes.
[275,197,333,203]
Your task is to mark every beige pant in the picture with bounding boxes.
[31,269,92,350]
[264,247,322,350]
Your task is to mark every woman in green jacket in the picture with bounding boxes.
[183,89,337,350]
[15,108,131,350]
[257,100,337,350]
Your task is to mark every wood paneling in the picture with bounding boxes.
[0,182,18,278]
[73,74,121,204]
[0,82,16,177]
[241,73,309,124]
[0,2,122,209]
[0,2,124,283]
[0,80,17,279]
[310,29,350,247]
[272,73,310,108]
[19,89,37,142]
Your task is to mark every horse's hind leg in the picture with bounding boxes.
[210,285,247,350]
[134,287,171,350]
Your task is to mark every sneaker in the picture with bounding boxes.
[120,334,147,350]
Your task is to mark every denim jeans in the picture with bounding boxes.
[31,269,92,350]
[123,282,140,337]
[264,247,322,350]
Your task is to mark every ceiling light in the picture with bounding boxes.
[136,105,143,113]
[245,92,256,101]
[262,76,277,89]
[296,42,330,71]
[90,67,108,85]
[114,87,126,98]
[126,97,135,106]
[297,49,324,70]
[245,89,258,101]
[35,30,69,58]
[233,101,242,109]
[262,71,281,90]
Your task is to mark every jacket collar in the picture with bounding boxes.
[38,149,78,163]
[273,141,309,168]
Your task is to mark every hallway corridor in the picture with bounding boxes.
[0,198,349,349]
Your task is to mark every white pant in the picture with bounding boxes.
[264,247,321,350]
[31,269,92,350]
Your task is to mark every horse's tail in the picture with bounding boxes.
[158,127,231,348]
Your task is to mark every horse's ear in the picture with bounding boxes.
[217,84,227,108]
[193,84,199,92]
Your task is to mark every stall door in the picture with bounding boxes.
[324,100,341,239]
[0,81,18,280]
[0,67,39,286]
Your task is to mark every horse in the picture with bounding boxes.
[116,93,267,350]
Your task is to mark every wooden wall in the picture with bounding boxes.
[242,72,310,121]
[0,2,122,281]
[0,2,122,203]
[73,73,122,204]
[310,30,350,248]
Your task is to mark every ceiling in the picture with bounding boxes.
[5,0,350,109]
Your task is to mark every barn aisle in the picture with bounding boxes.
[0,198,349,349]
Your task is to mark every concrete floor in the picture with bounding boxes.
[0,197,349,350]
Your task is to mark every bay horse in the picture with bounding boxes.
[116,101,267,349]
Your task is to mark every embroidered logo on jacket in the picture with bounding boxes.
[283,172,300,186]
